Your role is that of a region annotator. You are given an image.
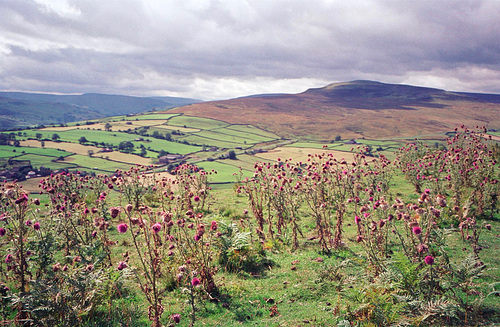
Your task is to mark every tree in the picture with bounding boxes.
[52,133,60,141]
[228,150,237,160]
[36,133,43,140]
[79,136,89,144]
[105,123,112,131]
[152,131,163,139]
[118,141,134,153]
[334,135,342,142]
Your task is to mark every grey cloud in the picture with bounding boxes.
[1,0,500,99]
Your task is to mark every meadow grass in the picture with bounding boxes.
[0,147,22,158]
[0,145,72,158]
[210,126,278,143]
[64,154,135,172]
[195,160,252,183]
[191,129,262,145]
[174,134,246,149]
[224,124,280,140]
[12,153,57,167]
[167,115,230,130]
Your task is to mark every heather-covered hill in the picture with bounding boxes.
[168,80,500,140]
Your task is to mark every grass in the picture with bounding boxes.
[64,154,135,172]
[167,115,230,130]
[13,154,77,170]
[10,161,500,327]
[211,126,279,143]
[214,153,259,172]
[0,147,23,158]
[175,135,246,149]
[0,145,72,158]
[225,124,280,140]
[195,160,251,184]
[191,129,259,145]
[137,138,201,154]
[13,154,65,168]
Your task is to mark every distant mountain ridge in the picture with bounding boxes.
[168,80,500,139]
[0,92,200,130]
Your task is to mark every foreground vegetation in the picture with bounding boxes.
[1,126,499,326]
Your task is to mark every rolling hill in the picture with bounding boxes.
[167,80,500,140]
[0,92,200,130]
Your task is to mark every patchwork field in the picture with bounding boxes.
[19,140,152,165]
[2,111,465,191]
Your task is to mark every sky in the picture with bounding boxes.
[1,0,500,100]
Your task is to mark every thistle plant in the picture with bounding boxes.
[0,182,35,323]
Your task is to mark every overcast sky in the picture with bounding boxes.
[1,0,500,100]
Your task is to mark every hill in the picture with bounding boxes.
[0,96,104,130]
[0,92,200,130]
[168,80,500,140]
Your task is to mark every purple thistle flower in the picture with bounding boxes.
[172,313,181,323]
[424,255,435,265]
[110,207,120,219]
[33,222,40,231]
[25,220,32,227]
[355,215,361,225]
[5,254,13,263]
[117,261,127,271]
[117,223,128,233]
[0,228,6,237]
[412,226,422,235]
[191,277,201,287]
[151,222,162,233]
[193,196,200,202]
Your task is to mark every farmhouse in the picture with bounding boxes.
[344,139,359,145]
[158,154,185,164]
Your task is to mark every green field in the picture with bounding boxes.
[225,124,280,140]
[212,126,278,143]
[124,113,180,120]
[196,160,252,183]
[0,147,22,158]
[0,145,73,158]
[175,134,247,149]
[14,154,77,170]
[139,138,201,154]
[66,154,134,172]
[191,129,258,145]
[212,153,259,172]
[167,115,230,130]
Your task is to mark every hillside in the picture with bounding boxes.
[0,92,200,130]
[0,97,104,130]
[168,80,500,140]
